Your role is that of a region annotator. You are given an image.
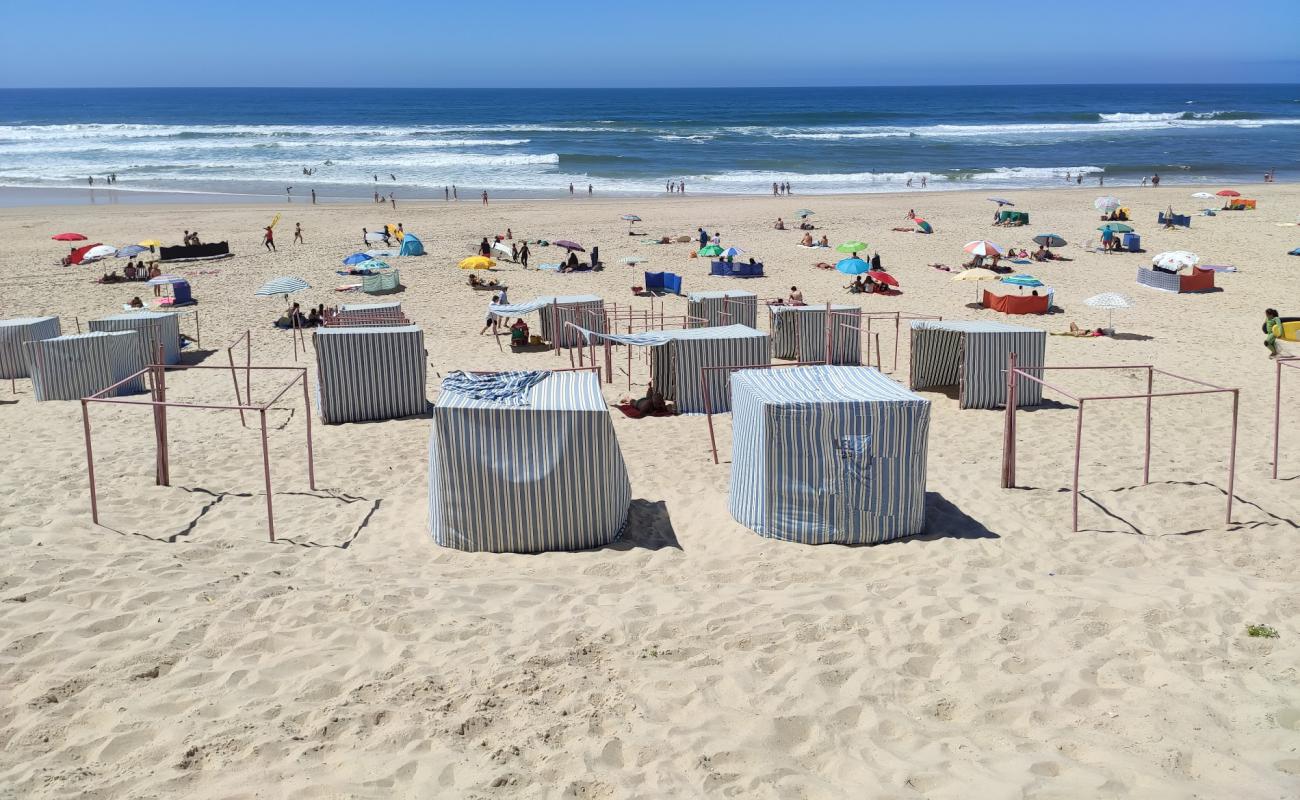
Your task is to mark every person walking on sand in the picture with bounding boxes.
[453,185,458,200]
[1264,308,1282,358]
[293,222,303,244]
[1152,172,1160,187]
[519,241,530,269]
[481,294,502,335]
[445,186,450,201]
[310,189,316,204]
[362,227,369,245]
[263,226,276,252]
[389,193,396,209]
[482,190,489,205]
[588,183,592,196]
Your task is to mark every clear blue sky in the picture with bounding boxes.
[3,0,1297,87]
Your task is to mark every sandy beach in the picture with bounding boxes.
[2,183,1299,798]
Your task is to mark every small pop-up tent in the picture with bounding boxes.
[428,370,631,552]
[89,310,181,365]
[909,320,1046,409]
[728,365,931,545]
[314,325,429,423]
[398,233,425,256]
[687,290,757,328]
[24,331,146,401]
[0,316,61,379]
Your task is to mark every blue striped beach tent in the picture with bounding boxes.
[687,290,758,328]
[729,365,930,545]
[0,316,61,379]
[489,294,605,348]
[24,331,146,401]
[769,304,862,363]
[314,325,429,423]
[89,310,182,365]
[908,320,1045,409]
[574,324,770,413]
[428,370,631,552]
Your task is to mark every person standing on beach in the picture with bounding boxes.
[921,176,927,188]
[481,294,501,336]
[445,186,450,201]
[1099,174,1104,186]
[482,190,489,205]
[519,241,530,268]
[698,227,708,248]
[310,189,316,204]
[1142,177,1148,187]
[453,185,458,200]
[293,223,303,244]
[1264,308,1282,358]
[1152,173,1160,187]
[680,180,686,193]
[569,183,574,196]
[588,184,592,196]
[362,227,368,245]
[1076,174,1082,185]
[389,193,396,209]
[88,176,93,186]
[263,226,276,252]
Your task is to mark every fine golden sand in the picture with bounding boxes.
[2,184,1299,798]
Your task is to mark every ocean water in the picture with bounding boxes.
[1,85,1297,200]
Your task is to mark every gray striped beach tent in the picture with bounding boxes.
[769,304,862,363]
[909,320,1045,409]
[488,295,604,348]
[314,325,429,423]
[729,366,930,545]
[0,317,61,379]
[687,290,758,328]
[24,331,146,401]
[428,370,631,552]
[339,301,402,315]
[89,311,181,365]
[575,324,770,413]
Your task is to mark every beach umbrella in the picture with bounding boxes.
[82,244,117,261]
[1152,251,1199,271]
[365,260,391,271]
[698,244,723,257]
[554,240,585,252]
[835,258,870,275]
[1094,196,1121,213]
[963,240,1004,257]
[255,276,310,298]
[987,197,1015,206]
[1001,274,1043,288]
[1033,233,1067,248]
[621,256,645,265]
[1215,189,1240,197]
[796,209,815,217]
[1098,223,1134,233]
[115,245,148,258]
[52,232,87,241]
[458,256,495,270]
[867,270,898,287]
[836,240,869,254]
[915,220,933,234]
[138,239,163,248]
[1084,292,1135,332]
[720,246,744,258]
[1191,192,1214,199]
[343,252,373,266]
[952,267,999,301]
[147,274,187,286]
[620,214,641,226]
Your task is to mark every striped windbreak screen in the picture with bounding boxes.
[25,331,146,401]
[314,325,429,423]
[428,370,631,552]
[728,365,930,545]
[0,317,61,379]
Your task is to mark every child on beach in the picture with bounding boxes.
[1264,308,1282,358]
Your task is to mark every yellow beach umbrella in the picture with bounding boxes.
[952,267,999,302]
[138,239,163,247]
[459,256,495,270]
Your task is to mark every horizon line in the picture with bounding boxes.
[2,81,1299,91]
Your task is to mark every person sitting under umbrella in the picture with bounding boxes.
[846,275,866,294]
[561,251,580,272]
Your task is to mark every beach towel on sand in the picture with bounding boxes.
[440,370,550,405]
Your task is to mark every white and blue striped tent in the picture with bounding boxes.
[339,301,402,315]
[89,311,181,365]
[574,324,770,413]
[769,304,862,363]
[428,370,631,552]
[0,316,61,379]
[729,365,930,545]
[24,331,146,401]
[909,320,1045,409]
[687,290,758,328]
[314,325,429,423]
[488,294,604,348]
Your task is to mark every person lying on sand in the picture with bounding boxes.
[890,226,915,232]
[1050,322,1106,337]
[929,263,953,272]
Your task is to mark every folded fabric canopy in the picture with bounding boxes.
[439,370,550,405]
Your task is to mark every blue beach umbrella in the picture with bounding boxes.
[721,246,744,258]
[343,252,373,266]
[835,257,870,275]
[1001,274,1043,288]
[115,244,148,258]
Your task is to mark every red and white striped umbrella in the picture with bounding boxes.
[963,240,1004,257]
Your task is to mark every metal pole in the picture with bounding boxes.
[156,345,170,486]
[1072,400,1085,532]
[1143,366,1153,484]
[195,308,202,348]
[301,373,317,491]
[1274,359,1283,479]
[702,372,719,465]
[82,400,99,525]
[1002,353,1017,488]
[226,342,246,427]
[246,332,252,406]
[893,313,901,373]
[1227,389,1238,525]
[260,409,275,542]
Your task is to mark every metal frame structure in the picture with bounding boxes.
[566,314,708,387]
[1273,356,1300,479]
[80,350,316,542]
[864,311,942,372]
[1000,354,1239,532]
